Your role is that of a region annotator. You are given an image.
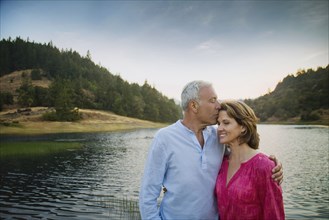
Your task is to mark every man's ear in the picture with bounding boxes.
[190,100,199,112]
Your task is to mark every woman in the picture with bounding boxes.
[215,100,285,220]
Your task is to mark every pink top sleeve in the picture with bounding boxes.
[256,155,285,220]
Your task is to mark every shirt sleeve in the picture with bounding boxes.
[139,134,168,220]
[257,159,285,220]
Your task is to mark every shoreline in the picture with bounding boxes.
[0,107,166,135]
[1,107,327,136]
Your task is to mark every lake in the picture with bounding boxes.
[0,125,328,219]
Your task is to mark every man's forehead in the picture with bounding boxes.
[200,86,217,98]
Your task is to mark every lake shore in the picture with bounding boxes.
[0,107,166,135]
[1,107,327,136]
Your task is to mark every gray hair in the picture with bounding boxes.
[181,80,213,111]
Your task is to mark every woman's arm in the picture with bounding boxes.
[258,158,285,220]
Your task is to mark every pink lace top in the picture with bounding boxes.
[215,153,285,220]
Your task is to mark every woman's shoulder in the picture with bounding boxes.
[252,152,275,172]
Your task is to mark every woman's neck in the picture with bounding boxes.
[228,142,257,163]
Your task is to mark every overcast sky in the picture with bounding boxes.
[1,0,328,101]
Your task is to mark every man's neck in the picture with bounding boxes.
[181,118,208,148]
[181,118,206,134]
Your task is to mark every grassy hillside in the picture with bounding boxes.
[0,69,50,91]
[0,70,50,106]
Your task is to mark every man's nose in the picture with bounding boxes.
[216,99,221,110]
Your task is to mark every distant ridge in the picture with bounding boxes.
[244,65,329,125]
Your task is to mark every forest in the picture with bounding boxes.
[0,37,182,122]
[0,37,328,124]
[245,65,328,123]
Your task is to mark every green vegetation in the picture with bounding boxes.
[0,92,13,111]
[17,75,34,107]
[0,37,182,122]
[244,66,329,125]
[96,196,141,219]
[0,141,82,157]
[31,69,42,80]
[42,108,82,122]
[42,78,82,121]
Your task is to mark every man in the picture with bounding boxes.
[139,80,283,220]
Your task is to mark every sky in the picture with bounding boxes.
[1,0,328,101]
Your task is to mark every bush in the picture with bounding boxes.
[300,111,321,121]
[42,111,58,121]
[0,92,14,110]
[42,108,82,122]
[0,92,14,105]
[31,69,42,80]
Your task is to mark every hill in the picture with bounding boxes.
[0,70,51,92]
[244,65,329,125]
[0,37,182,123]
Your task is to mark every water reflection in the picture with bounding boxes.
[259,125,329,219]
[1,126,328,219]
[1,129,155,219]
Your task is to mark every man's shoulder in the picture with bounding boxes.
[155,121,181,136]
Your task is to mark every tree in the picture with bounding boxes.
[31,69,42,80]
[0,92,14,111]
[16,76,34,107]
[46,78,81,121]
[86,50,92,60]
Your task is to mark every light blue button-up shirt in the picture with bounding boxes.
[139,120,225,220]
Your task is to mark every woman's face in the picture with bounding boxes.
[217,110,244,145]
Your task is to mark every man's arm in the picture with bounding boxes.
[269,155,283,185]
[139,137,167,220]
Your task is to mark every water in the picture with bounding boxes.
[258,125,329,219]
[0,125,328,219]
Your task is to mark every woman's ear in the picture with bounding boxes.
[241,126,246,134]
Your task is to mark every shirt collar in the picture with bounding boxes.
[177,120,211,137]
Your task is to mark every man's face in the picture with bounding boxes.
[196,86,221,126]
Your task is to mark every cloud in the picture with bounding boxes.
[196,39,223,53]
[200,13,216,26]
[302,51,329,62]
